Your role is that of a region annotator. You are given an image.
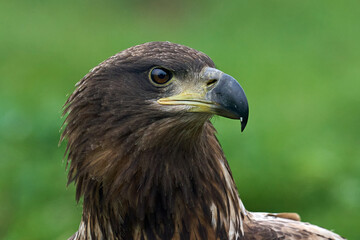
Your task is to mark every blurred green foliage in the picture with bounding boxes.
[0,0,359,239]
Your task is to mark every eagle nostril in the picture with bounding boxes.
[206,79,218,87]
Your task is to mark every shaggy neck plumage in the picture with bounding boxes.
[65,113,245,240]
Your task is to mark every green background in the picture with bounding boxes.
[1,0,359,239]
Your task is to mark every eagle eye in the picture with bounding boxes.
[149,67,172,85]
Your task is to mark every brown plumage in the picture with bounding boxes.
[62,42,345,240]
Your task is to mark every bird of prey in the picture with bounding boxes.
[61,42,345,240]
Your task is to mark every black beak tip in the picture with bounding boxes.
[240,114,248,132]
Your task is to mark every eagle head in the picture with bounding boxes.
[62,41,249,240]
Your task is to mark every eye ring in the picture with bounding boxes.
[149,67,173,86]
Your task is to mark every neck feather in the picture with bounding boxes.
[65,116,245,240]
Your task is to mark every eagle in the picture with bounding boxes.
[61,42,345,240]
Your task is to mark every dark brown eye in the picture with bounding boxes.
[150,68,172,85]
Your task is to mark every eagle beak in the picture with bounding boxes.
[157,67,249,131]
[206,71,249,131]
